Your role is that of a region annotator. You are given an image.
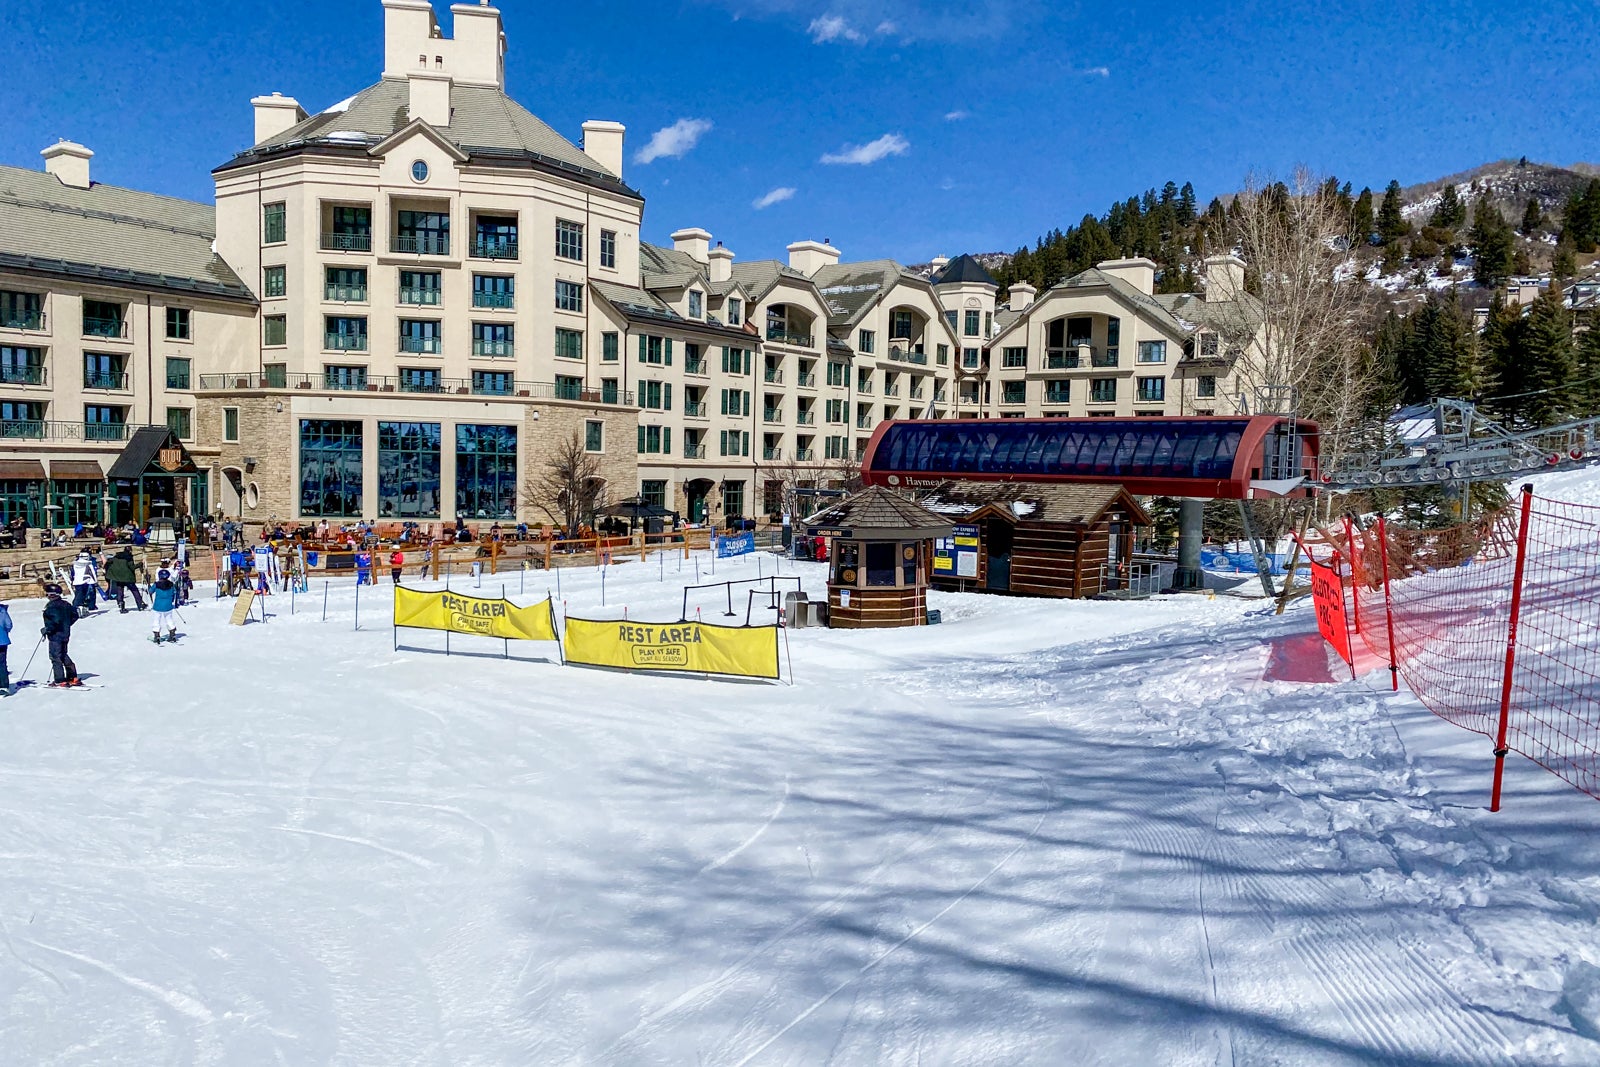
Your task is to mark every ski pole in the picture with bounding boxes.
[18,634,44,683]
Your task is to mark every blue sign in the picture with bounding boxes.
[934,523,980,579]
[716,532,755,558]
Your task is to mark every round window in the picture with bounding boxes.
[246,483,261,510]
[411,160,429,183]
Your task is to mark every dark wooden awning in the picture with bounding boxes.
[0,459,47,480]
[49,460,106,480]
[107,426,201,479]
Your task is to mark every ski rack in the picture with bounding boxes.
[1320,399,1600,490]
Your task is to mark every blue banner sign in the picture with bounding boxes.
[715,532,756,558]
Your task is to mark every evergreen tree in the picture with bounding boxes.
[1518,287,1577,425]
[1553,237,1579,281]
[1178,182,1197,224]
[1520,196,1544,235]
[1351,187,1375,243]
[1377,180,1410,243]
[1421,298,1489,400]
[1563,178,1600,253]
[1576,326,1600,416]
[1429,184,1465,230]
[1469,199,1516,289]
[1482,297,1529,421]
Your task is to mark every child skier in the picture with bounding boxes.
[149,569,180,644]
[355,550,372,586]
[41,583,81,687]
[0,599,12,695]
[389,548,404,584]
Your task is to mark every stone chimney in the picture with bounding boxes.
[1008,281,1037,311]
[251,93,306,145]
[1097,256,1157,296]
[382,0,440,79]
[707,242,735,283]
[448,2,506,88]
[671,228,712,265]
[41,141,93,189]
[1203,254,1247,300]
[582,121,625,178]
[787,239,842,276]
[407,70,453,126]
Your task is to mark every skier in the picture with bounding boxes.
[105,547,145,613]
[355,549,372,586]
[70,550,99,616]
[149,569,179,644]
[389,548,404,584]
[41,584,81,687]
[0,599,12,695]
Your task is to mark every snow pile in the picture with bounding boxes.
[2,544,1599,1063]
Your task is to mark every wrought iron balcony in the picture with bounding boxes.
[2,366,46,386]
[321,231,372,252]
[794,448,816,462]
[473,339,514,357]
[796,410,815,425]
[796,371,816,388]
[765,327,814,348]
[683,444,707,459]
[83,315,128,339]
[165,372,190,390]
[883,383,900,397]
[400,336,442,355]
[1045,350,1078,370]
[888,344,930,365]
[764,368,783,384]
[762,408,783,423]
[325,333,368,351]
[324,284,368,303]
[1045,389,1072,405]
[84,371,129,390]
[762,447,783,461]
[398,287,442,306]
[472,291,514,309]
[684,358,708,375]
[399,377,448,394]
[193,373,631,406]
[856,381,873,395]
[471,239,519,260]
[684,401,707,418]
[0,308,44,331]
[391,234,450,256]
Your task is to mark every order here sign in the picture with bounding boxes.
[393,587,559,642]
[1308,557,1353,667]
[563,617,780,679]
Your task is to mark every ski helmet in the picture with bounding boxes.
[157,569,172,581]
[43,583,62,596]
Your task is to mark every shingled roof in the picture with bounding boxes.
[931,253,997,287]
[916,481,1151,527]
[803,486,954,537]
[215,79,639,201]
[813,259,927,329]
[0,165,252,303]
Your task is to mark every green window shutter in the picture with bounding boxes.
[664,338,673,366]
[639,335,648,363]
[743,391,750,416]
[742,432,749,457]
[663,427,671,454]
[663,383,672,410]
[637,425,645,453]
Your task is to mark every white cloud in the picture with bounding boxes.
[820,133,910,166]
[808,14,864,42]
[634,118,714,164]
[944,109,969,121]
[753,186,798,210]
[1081,66,1110,77]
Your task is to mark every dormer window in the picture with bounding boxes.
[1199,333,1219,357]
[688,291,703,319]
[728,298,743,326]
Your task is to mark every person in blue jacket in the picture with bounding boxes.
[149,569,180,644]
[41,584,81,687]
[0,600,12,695]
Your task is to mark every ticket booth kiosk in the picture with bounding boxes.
[804,486,952,629]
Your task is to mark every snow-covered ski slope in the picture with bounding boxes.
[3,544,1600,1065]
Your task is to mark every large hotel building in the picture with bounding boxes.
[0,0,1263,531]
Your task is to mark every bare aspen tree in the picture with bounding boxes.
[524,430,606,534]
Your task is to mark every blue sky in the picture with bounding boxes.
[1,0,1595,264]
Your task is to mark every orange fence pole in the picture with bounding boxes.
[1491,484,1536,813]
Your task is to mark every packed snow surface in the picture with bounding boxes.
[3,549,1600,1065]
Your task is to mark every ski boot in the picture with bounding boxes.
[151,632,164,644]
[166,630,177,643]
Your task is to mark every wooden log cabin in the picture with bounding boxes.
[803,486,953,629]
[921,482,1151,599]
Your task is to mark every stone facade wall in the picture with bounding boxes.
[522,401,638,525]
[196,395,294,520]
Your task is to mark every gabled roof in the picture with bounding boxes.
[813,259,929,329]
[1154,291,1263,338]
[640,243,705,278]
[216,78,640,201]
[932,253,998,287]
[728,260,814,304]
[0,165,253,303]
[591,280,752,341]
[917,481,1150,527]
[107,427,200,481]
[988,266,1193,347]
[803,485,954,537]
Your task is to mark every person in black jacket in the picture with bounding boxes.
[41,584,81,688]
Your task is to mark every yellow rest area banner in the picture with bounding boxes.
[563,617,780,680]
[393,586,559,642]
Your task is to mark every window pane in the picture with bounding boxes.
[299,419,363,517]
[377,422,441,518]
[455,424,518,519]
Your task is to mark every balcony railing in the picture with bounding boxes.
[764,368,783,384]
[762,447,783,461]
[683,444,707,459]
[84,371,129,390]
[856,382,873,395]
[1045,390,1071,405]
[910,388,925,401]
[471,239,519,260]
[0,308,45,331]
[391,234,450,256]
[399,287,442,306]
[325,285,368,303]
[796,371,816,388]
[762,409,783,423]
[1093,349,1119,369]
[684,358,708,375]
[320,231,372,252]
[1,366,46,386]
[794,448,816,462]
[1045,351,1078,370]
[400,336,442,355]
[795,410,816,426]
[1000,392,1027,406]
[684,401,707,418]
[472,291,515,309]
[194,372,633,406]
[888,344,929,365]
[473,339,514,357]
[856,415,874,429]
[883,384,900,397]
[766,327,814,348]
[325,333,368,351]
[165,373,190,390]
[83,315,128,339]
[1,419,143,442]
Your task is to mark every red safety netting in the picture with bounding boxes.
[1317,490,1600,805]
